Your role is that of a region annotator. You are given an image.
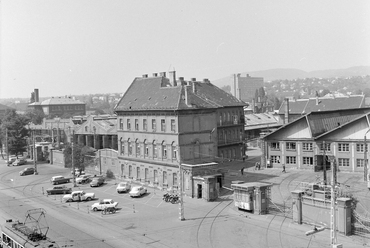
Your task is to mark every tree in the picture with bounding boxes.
[25,109,45,125]
[220,85,231,94]
[63,143,96,170]
[0,109,30,157]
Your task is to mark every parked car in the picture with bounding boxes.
[19,167,35,176]
[90,176,105,187]
[76,174,92,184]
[71,168,85,177]
[7,157,17,165]
[62,191,95,202]
[116,182,131,193]
[129,186,147,197]
[12,158,27,166]
[91,199,118,211]
[51,176,71,185]
[46,185,72,195]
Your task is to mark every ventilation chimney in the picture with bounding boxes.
[191,78,196,81]
[142,74,148,78]
[203,78,209,83]
[169,71,176,86]
[34,89,39,102]
[178,77,186,86]
[184,85,192,106]
[192,82,197,94]
[153,73,158,77]
[160,72,166,77]
[284,98,289,124]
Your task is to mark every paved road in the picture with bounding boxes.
[0,153,368,248]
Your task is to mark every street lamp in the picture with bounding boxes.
[55,117,60,148]
[32,127,38,175]
[69,127,77,187]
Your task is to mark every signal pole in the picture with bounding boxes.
[179,162,185,221]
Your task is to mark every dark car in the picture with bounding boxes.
[46,185,72,195]
[90,176,105,187]
[19,167,35,176]
[12,158,27,166]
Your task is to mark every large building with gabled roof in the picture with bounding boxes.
[262,107,370,175]
[277,95,365,124]
[114,71,246,197]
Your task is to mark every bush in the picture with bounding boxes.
[106,169,115,179]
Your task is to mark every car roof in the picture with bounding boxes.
[102,199,113,201]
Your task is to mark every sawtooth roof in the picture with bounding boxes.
[115,76,246,112]
[264,107,370,139]
[278,95,365,115]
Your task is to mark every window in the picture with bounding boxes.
[303,157,313,165]
[136,140,140,156]
[127,119,131,130]
[152,119,156,131]
[171,119,176,132]
[286,142,296,150]
[153,141,157,158]
[128,140,132,155]
[162,142,167,158]
[173,173,178,186]
[172,144,177,159]
[338,158,350,166]
[338,143,349,152]
[154,170,158,183]
[163,171,167,184]
[271,155,280,163]
[356,159,365,167]
[320,143,331,152]
[137,167,140,180]
[129,165,132,178]
[143,119,147,131]
[356,143,368,152]
[85,126,88,132]
[286,156,296,164]
[271,142,280,150]
[119,119,123,130]
[161,119,166,132]
[135,119,139,131]
[302,143,313,151]
[120,140,125,155]
[144,141,149,157]
[145,168,149,182]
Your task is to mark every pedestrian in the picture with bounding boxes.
[242,155,246,162]
[257,162,261,170]
[255,162,259,170]
[241,167,244,175]
[282,165,286,173]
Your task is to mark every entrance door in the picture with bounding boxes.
[197,184,202,199]
[217,176,222,188]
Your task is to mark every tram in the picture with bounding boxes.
[1,220,59,248]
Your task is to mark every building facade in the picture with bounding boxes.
[231,74,264,103]
[262,108,370,175]
[114,71,245,197]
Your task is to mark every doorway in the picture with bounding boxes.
[197,184,202,199]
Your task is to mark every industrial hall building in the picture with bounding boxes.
[262,107,370,175]
[114,71,246,198]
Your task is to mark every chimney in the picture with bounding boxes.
[203,78,209,83]
[184,85,192,106]
[178,77,186,86]
[284,98,289,124]
[152,73,158,77]
[191,78,196,82]
[142,74,148,78]
[160,72,166,77]
[192,81,197,94]
[169,71,176,86]
[34,89,39,102]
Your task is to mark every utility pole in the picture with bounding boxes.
[364,129,370,182]
[6,128,9,163]
[33,129,38,175]
[330,158,338,247]
[178,162,185,221]
[323,141,327,185]
[71,129,77,187]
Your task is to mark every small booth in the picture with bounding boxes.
[193,174,222,201]
[231,182,272,215]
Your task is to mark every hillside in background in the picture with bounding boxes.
[212,66,370,88]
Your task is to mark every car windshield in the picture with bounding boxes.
[119,183,127,186]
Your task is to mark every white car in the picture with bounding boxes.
[76,174,92,184]
[116,182,131,193]
[129,186,147,197]
[63,191,95,202]
[91,199,118,211]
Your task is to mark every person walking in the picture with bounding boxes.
[282,165,286,173]
[241,167,244,175]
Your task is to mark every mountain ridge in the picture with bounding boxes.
[212,66,370,88]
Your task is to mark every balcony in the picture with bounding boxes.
[218,138,243,146]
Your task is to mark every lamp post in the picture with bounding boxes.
[69,127,77,187]
[32,128,38,175]
[178,146,185,221]
[55,117,60,148]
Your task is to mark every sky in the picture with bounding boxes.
[1,0,370,99]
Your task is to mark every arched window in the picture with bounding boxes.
[162,141,167,159]
[128,139,132,155]
[171,142,177,160]
[144,139,149,157]
[153,140,157,158]
[137,167,140,180]
[135,139,140,157]
[145,168,149,182]
[154,169,158,184]
[120,137,124,155]
[163,171,167,184]
[129,165,132,178]
[173,173,178,187]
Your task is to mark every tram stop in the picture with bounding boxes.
[192,174,223,201]
[231,182,272,215]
